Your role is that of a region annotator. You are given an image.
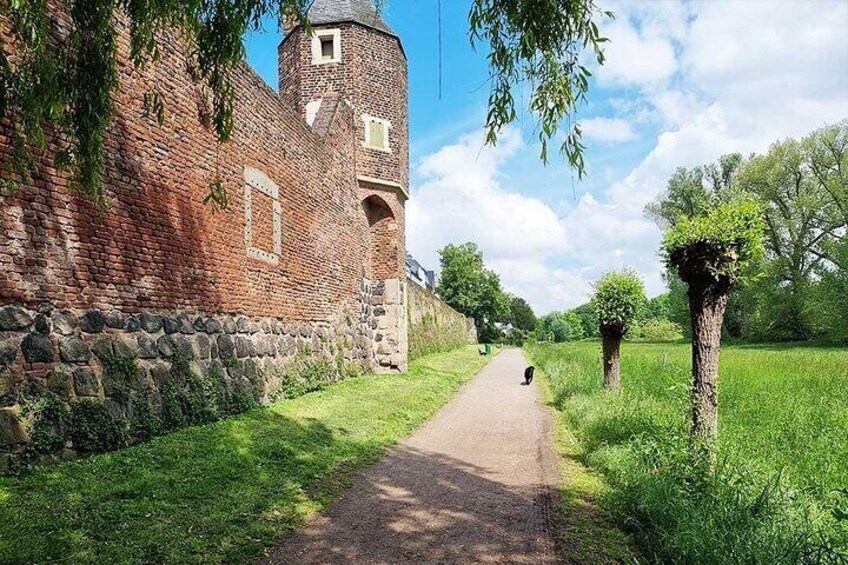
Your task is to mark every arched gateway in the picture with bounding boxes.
[360,192,408,371]
[362,195,398,282]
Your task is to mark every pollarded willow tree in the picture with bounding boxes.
[662,199,764,448]
[591,270,644,391]
[0,0,611,207]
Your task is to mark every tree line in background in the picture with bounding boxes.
[435,243,536,344]
[535,292,683,344]
[435,242,680,346]
[536,121,848,346]
[653,121,848,344]
[437,122,846,348]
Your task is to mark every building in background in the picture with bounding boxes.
[406,254,437,293]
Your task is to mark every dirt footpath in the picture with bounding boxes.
[260,348,561,564]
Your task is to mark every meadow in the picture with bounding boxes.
[0,346,492,565]
[526,341,848,564]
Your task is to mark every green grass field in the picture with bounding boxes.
[0,346,491,565]
[527,341,848,564]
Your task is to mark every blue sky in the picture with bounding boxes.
[245,0,647,201]
[246,0,848,315]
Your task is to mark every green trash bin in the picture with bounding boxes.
[484,343,491,355]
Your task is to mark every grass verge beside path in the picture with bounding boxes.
[536,362,636,564]
[0,346,492,565]
[527,341,848,564]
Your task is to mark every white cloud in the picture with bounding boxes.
[409,128,567,263]
[580,117,637,143]
[407,0,848,317]
[407,129,589,313]
[595,10,679,87]
[682,0,848,142]
[488,257,595,312]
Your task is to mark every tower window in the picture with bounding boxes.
[369,120,386,148]
[363,115,391,152]
[311,29,341,64]
[320,37,334,60]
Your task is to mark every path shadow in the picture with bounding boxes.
[260,445,562,564]
[0,409,386,563]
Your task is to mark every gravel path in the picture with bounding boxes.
[259,348,561,564]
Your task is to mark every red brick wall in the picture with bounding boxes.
[278,22,409,220]
[0,8,413,468]
[0,15,401,327]
[278,22,408,281]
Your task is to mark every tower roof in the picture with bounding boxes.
[307,0,396,37]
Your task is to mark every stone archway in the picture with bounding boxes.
[361,194,407,372]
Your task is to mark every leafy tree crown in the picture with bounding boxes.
[507,294,536,332]
[592,270,645,336]
[436,242,509,341]
[662,199,765,288]
[645,153,745,228]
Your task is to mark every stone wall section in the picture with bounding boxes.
[0,300,374,464]
[369,279,408,370]
[407,281,478,360]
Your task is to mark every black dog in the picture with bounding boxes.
[523,366,535,385]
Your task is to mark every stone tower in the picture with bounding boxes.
[278,0,409,371]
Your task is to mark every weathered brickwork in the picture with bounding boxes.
[0,3,409,468]
[279,20,410,216]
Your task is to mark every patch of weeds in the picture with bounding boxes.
[161,354,256,430]
[221,387,257,416]
[160,380,187,431]
[130,394,161,441]
[168,352,220,425]
[23,394,69,454]
[10,393,70,475]
[208,364,256,417]
[184,371,220,424]
[336,352,364,381]
[100,343,143,406]
[278,350,339,399]
[70,399,129,453]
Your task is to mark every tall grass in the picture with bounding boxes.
[527,342,848,564]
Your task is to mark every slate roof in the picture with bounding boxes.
[308,0,396,37]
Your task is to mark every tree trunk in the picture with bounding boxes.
[688,281,730,445]
[601,334,621,391]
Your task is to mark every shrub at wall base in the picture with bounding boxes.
[0,303,370,474]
